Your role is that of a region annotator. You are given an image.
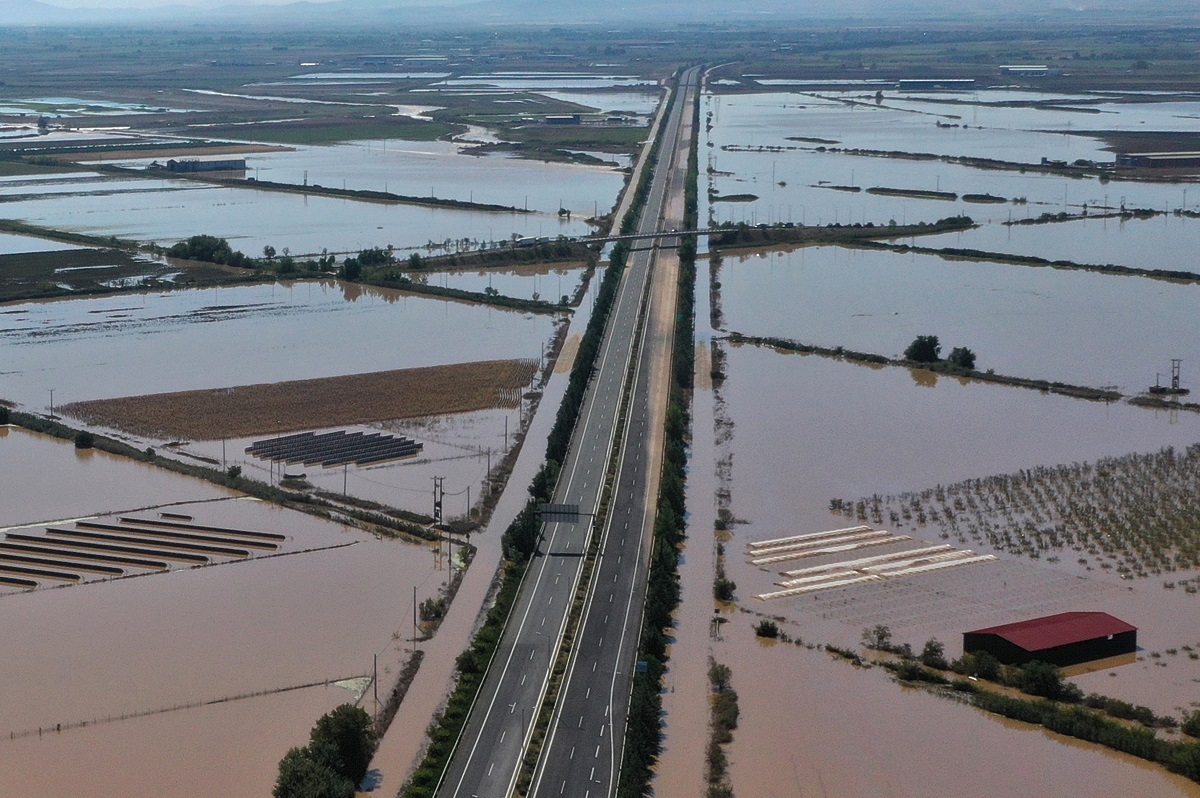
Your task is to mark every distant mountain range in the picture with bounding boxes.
[5,0,1200,27]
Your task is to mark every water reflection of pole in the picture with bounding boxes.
[48,388,54,419]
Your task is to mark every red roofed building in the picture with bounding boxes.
[963,612,1137,667]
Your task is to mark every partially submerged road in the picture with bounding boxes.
[437,67,698,798]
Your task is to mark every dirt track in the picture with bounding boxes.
[63,360,538,441]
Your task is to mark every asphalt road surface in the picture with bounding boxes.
[437,67,699,798]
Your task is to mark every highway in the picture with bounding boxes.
[436,66,698,798]
[526,69,697,798]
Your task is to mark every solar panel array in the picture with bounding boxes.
[0,515,283,591]
[245,430,422,468]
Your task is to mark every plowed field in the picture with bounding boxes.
[63,359,537,440]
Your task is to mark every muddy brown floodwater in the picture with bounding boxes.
[653,252,1200,796]
[0,426,444,798]
[716,619,1200,798]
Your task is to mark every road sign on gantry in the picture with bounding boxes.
[539,503,581,523]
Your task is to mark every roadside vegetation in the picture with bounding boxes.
[400,69,674,798]
[705,661,739,798]
[618,75,697,798]
[274,704,377,798]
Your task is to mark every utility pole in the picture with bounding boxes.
[373,654,378,723]
[412,585,418,653]
[432,476,444,525]
[48,388,55,419]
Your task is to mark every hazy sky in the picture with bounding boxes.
[58,0,341,6]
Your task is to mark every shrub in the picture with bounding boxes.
[74,430,95,449]
[947,346,977,370]
[713,577,736,601]
[904,335,941,363]
[1183,711,1200,739]
[754,620,780,639]
[920,638,949,670]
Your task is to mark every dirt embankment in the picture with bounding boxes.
[63,359,538,441]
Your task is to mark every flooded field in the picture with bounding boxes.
[0,231,83,255]
[716,619,1200,798]
[415,260,589,301]
[700,89,1200,270]
[710,343,1200,718]
[0,279,557,410]
[1,279,560,517]
[0,426,443,798]
[0,171,593,256]
[920,212,1200,274]
[657,82,1200,796]
[716,245,1199,391]
[104,138,628,222]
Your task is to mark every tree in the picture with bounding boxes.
[708,662,733,692]
[920,638,948,670]
[904,335,941,363]
[713,578,736,602]
[955,650,1001,681]
[308,704,376,785]
[273,748,354,798]
[862,623,893,650]
[754,620,780,639]
[1018,660,1082,702]
[339,258,362,281]
[1183,711,1200,739]
[947,346,976,370]
[263,245,277,260]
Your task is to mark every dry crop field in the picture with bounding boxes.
[63,359,538,440]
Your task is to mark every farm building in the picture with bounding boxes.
[963,611,1137,667]
[1115,152,1200,169]
[165,158,247,173]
